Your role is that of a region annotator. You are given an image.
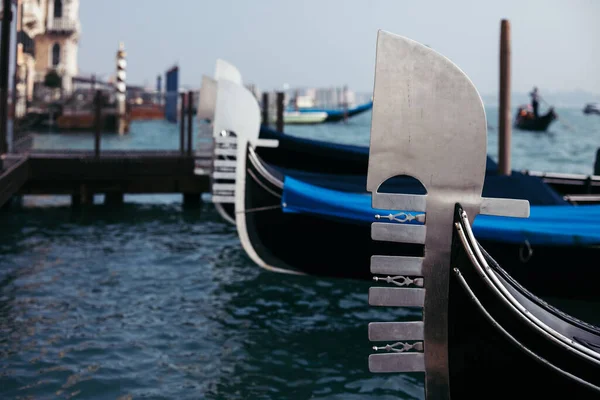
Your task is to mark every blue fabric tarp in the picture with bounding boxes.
[281,176,600,246]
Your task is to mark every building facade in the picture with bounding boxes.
[33,0,80,94]
[13,0,80,107]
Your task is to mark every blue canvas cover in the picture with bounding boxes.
[281,176,600,246]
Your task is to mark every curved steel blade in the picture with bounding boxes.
[215,58,242,84]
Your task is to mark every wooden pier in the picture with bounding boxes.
[0,90,209,208]
[0,150,211,207]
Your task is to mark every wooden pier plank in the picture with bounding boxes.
[23,152,210,194]
[2,151,212,198]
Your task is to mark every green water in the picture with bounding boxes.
[1,107,600,399]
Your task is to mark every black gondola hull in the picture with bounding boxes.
[240,152,600,300]
[448,209,600,398]
[514,109,557,132]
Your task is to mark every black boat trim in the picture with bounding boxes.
[247,168,282,200]
[236,143,306,276]
[574,337,600,352]
[452,267,600,393]
[455,210,600,364]
[478,244,600,336]
[248,146,284,189]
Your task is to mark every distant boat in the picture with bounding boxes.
[280,110,328,124]
[289,100,374,122]
[514,105,557,132]
[583,103,600,115]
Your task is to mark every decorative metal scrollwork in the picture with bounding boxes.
[373,275,424,287]
[372,341,424,353]
[375,212,426,223]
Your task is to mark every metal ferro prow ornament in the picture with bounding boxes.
[199,59,244,202]
[210,75,278,206]
[365,31,530,399]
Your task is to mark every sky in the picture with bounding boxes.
[78,0,600,97]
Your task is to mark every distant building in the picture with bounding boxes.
[10,0,80,108]
[33,0,80,94]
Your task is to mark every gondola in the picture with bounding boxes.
[514,105,557,131]
[209,51,600,301]
[289,100,374,122]
[237,147,600,299]
[276,110,329,125]
[584,103,600,115]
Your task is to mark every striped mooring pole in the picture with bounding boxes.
[116,42,127,134]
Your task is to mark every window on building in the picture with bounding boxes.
[52,43,61,66]
[54,0,63,18]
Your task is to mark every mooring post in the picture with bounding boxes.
[294,89,299,111]
[105,192,124,205]
[116,42,127,135]
[156,75,162,105]
[13,0,25,120]
[343,84,348,122]
[276,91,284,133]
[498,19,511,176]
[182,192,202,208]
[180,92,186,154]
[94,90,102,158]
[0,0,13,157]
[80,184,94,206]
[262,92,269,126]
[187,90,193,156]
[594,148,600,176]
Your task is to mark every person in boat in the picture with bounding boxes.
[530,86,539,118]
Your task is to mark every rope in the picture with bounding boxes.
[235,204,283,214]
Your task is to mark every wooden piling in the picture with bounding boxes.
[183,193,202,208]
[276,92,284,133]
[105,192,124,205]
[94,90,102,158]
[71,194,81,208]
[11,0,21,121]
[80,184,94,206]
[180,92,186,154]
[498,19,511,176]
[0,0,13,156]
[594,148,600,176]
[262,92,269,125]
[343,85,348,122]
[187,90,193,156]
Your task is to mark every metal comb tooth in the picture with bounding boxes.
[213,172,236,180]
[369,353,425,373]
[369,321,424,342]
[371,223,427,244]
[214,148,237,156]
[368,287,425,307]
[372,193,427,212]
[371,255,423,276]
[214,159,237,168]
